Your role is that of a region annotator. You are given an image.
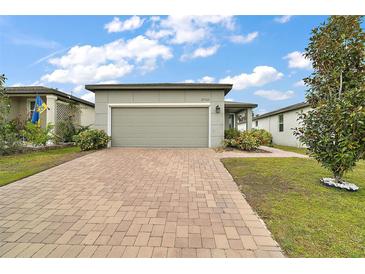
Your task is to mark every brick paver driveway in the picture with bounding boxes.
[0,148,283,258]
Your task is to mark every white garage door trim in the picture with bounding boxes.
[107,103,211,148]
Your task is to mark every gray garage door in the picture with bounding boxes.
[111,107,209,147]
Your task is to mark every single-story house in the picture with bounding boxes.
[253,102,310,147]
[86,83,257,148]
[5,86,95,129]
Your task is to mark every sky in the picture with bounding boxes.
[0,15,329,114]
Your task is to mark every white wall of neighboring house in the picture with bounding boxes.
[254,106,311,147]
[80,104,95,127]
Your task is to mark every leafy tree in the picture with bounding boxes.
[0,74,9,124]
[295,16,365,184]
[0,74,22,155]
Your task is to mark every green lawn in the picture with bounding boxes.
[273,144,308,155]
[222,157,365,257]
[0,147,89,187]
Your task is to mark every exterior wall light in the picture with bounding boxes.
[215,105,221,113]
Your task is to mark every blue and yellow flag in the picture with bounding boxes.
[31,96,48,125]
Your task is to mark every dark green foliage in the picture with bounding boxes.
[0,123,22,155]
[73,129,111,151]
[56,119,76,143]
[55,101,82,143]
[0,74,23,155]
[0,74,9,125]
[295,16,365,183]
[8,118,27,134]
[224,128,240,139]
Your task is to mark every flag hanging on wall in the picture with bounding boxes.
[31,96,48,125]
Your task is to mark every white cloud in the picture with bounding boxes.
[105,36,172,63]
[180,45,219,61]
[254,89,295,101]
[198,76,215,83]
[146,15,234,44]
[225,98,234,102]
[104,16,144,33]
[40,35,172,85]
[97,80,119,84]
[145,29,173,40]
[30,47,70,67]
[72,85,84,93]
[284,51,312,70]
[219,66,284,90]
[42,62,133,85]
[183,76,216,83]
[49,45,106,68]
[11,83,24,87]
[183,79,195,83]
[31,80,44,86]
[81,92,95,103]
[229,32,258,44]
[274,16,293,24]
[294,80,305,87]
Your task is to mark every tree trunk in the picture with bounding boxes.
[334,175,342,184]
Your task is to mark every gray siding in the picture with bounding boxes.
[94,89,225,147]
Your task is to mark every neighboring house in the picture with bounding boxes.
[86,83,257,148]
[5,86,95,129]
[253,102,310,147]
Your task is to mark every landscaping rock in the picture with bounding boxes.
[320,178,359,191]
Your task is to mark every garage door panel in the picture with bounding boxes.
[111,107,208,147]
[112,118,207,127]
[112,137,208,147]
[111,126,208,138]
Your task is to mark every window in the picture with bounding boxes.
[228,113,235,129]
[278,114,284,132]
[255,120,258,127]
[28,100,36,120]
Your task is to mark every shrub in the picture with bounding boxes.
[224,128,240,139]
[20,122,54,146]
[73,129,111,151]
[8,118,26,135]
[235,131,260,151]
[55,119,76,143]
[0,74,23,155]
[224,130,260,151]
[0,123,22,155]
[75,125,91,135]
[251,129,273,146]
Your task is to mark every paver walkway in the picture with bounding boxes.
[0,148,283,258]
[216,146,308,159]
